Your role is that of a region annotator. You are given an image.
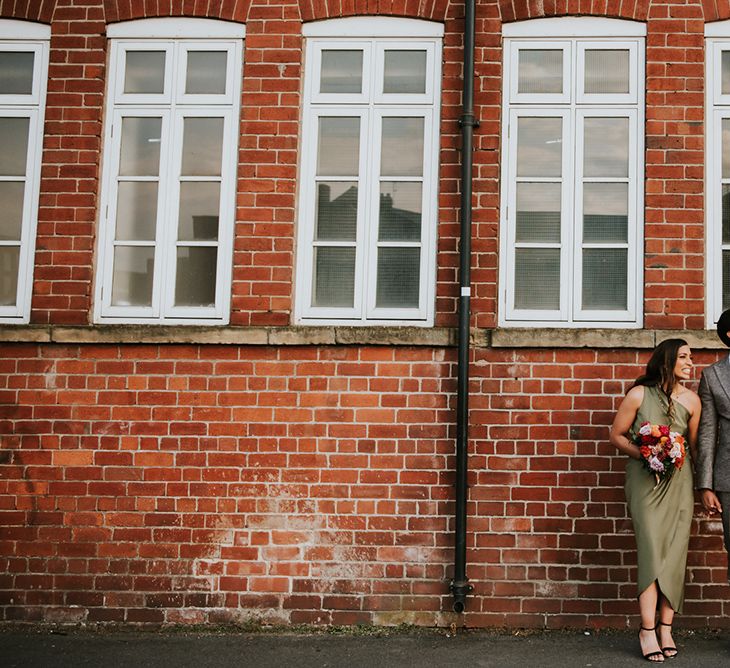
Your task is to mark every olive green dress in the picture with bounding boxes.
[625,385,693,613]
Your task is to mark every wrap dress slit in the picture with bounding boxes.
[624,385,694,613]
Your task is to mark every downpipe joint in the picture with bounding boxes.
[450,580,474,613]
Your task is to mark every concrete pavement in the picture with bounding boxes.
[2,627,730,667]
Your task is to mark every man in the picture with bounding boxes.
[697,308,730,577]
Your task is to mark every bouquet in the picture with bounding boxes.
[634,421,686,482]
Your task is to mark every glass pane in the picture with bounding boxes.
[724,250,730,311]
[124,51,165,94]
[186,51,227,95]
[518,50,563,94]
[516,183,561,243]
[115,182,158,241]
[0,117,29,176]
[317,117,360,176]
[582,249,627,310]
[379,182,421,241]
[583,183,628,243]
[313,247,355,308]
[315,182,357,241]
[723,119,730,179]
[381,117,424,177]
[175,247,217,307]
[376,247,420,308]
[383,50,427,94]
[516,117,562,178]
[178,182,220,241]
[111,246,154,306]
[514,248,560,310]
[584,117,629,177]
[723,51,730,96]
[181,118,223,176]
[723,185,730,244]
[584,50,630,94]
[119,117,162,176]
[320,50,363,94]
[0,52,34,95]
[0,181,25,241]
[0,246,19,306]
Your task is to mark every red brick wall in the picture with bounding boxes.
[1,344,728,627]
[1,0,729,629]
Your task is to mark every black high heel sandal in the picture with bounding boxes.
[639,625,665,662]
[657,621,678,659]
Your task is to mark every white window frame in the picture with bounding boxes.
[705,22,730,327]
[95,18,244,325]
[295,17,443,326]
[0,21,50,323]
[499,18,645,328]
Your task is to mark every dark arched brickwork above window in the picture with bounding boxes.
[0,0,55,22]
[104,0,249,24]
[499,0,650,23]
[299,0,450,23]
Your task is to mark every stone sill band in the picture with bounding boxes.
[0,326,726,350]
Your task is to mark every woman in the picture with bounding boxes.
[609,339,700,662]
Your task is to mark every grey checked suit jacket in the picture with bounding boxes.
[697,356,730,492]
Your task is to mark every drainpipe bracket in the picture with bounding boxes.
[450,579,475,613]
[458,114,480,129]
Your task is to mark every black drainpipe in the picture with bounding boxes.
[450,0,477,614]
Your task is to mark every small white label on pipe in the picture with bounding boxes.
[461,287,471,296]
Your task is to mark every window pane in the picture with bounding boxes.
[119,117,162,176]
[383,50,426,94]
[376,247,420,308]
[0,181,25,240]
[124,51,165,94]
[320,50,363,94]
[0,117,29,176]
[317,117,360,176]
[0,245,19,305]
[723,51,730,96]
[181,118,224,176]
[381,117,424,177]
[518,49,563,94]
[582,248,627,310]
[723,185,730,244]
[584,117,629,177]
[514,248,560,310]
[315,182,357,241]
[178,182,220,241]
[175,247,217,307]
[723,119,730,179]
[186,51,227,95]
[516,117,562,178]
[313,247,355,307]
[115,182,158,241]
[516,183,561,243]
[583,183,628,243]
[111,246,154,307]
[584,50,629,94]
[0,52,34,95]
[379,182,421,241]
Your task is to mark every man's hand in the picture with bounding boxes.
[701,489,723,515]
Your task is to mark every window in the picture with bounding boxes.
[95,19,244,324]
[706,22,730,326]
[295,18,443,325]
[0,21,50,323]
[500,18,645,327]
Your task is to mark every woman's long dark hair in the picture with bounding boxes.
[631,337,688,424]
